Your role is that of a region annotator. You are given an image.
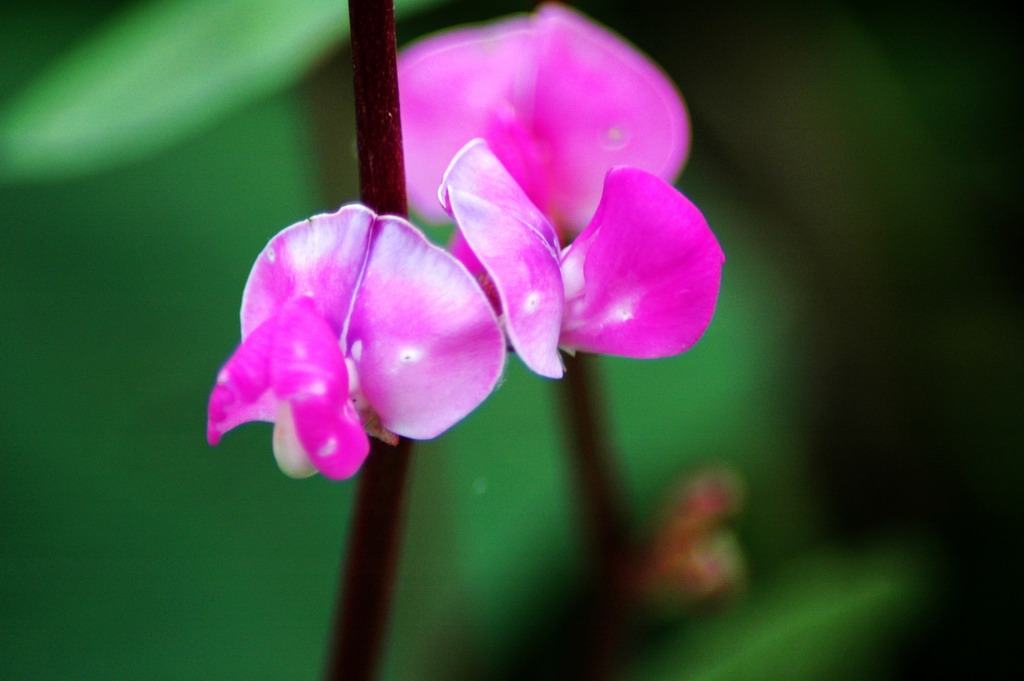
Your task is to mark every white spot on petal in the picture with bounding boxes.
[350,340,363,362]
[399,347,423,363]
[524,292,540,313]
[266,248,276,263]
[609,296,638,323]
[318,438,337,458]
[603,125,629,150]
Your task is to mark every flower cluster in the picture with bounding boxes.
[399,3,689,233]
[440,139,722,379]
[207,207,505,479]
[207,5,723,479]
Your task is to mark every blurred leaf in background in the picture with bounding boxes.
[637,541,936,681]
[0,0,448,181]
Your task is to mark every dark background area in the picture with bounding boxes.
[2,0,1020,679]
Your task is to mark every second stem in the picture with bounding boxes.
[559,352,633,680]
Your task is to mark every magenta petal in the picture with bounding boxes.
[270,298,369,479]
[560,167,724,358]
[286,398,368,480]
[399,16,534,224]
[482,104,550,217]
[530,4,689,231]
[440,140,564,378]
[447,228,486,280]
[207,317,278,446]
[208,296,370,480]
[241,205,374,336]
[347,215,506,439]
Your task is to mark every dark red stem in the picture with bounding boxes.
[326,439,413,681]
[325,1,411,680]
[560,353,627,566]
[348,0,407,216]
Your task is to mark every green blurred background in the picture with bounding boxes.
[2,0,1019,679]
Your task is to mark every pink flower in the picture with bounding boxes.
[207,205,505,479]
[440,140,723,379]
[399,3,688,233]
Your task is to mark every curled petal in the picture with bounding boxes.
[207,317,278,446]
[207,297,369,480]
[560,167,724,358]
[530,4,689,231]
[241,204,374,336]
[399,16,533,223]
[270,298,369,479]
[346,215,506,439]
[441,140,564,378]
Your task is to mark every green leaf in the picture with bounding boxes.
[638,543,936,681]
[0,0,445,181]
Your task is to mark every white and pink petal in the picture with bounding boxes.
[440,140,564,378]
[346,215,506,438]
[241,205,375,336]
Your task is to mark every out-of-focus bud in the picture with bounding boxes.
[640,466,747,611]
